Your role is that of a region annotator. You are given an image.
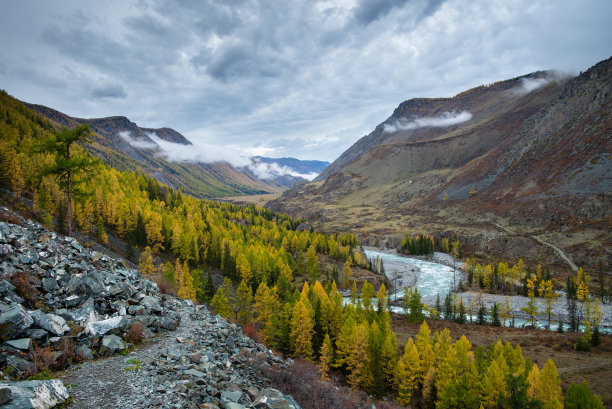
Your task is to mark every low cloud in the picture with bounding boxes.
[145,132,251,168]
[119,131,158,150]
[511,77,551,96]
[384,110,472,134]
[247,160,318,181]
[90,84,127,99]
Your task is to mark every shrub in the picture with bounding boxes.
[29,346,56,373]
[574,335,591,352]
[55,338,77,369]
[243,322,260,343]
[9,269,39,308]
[157,280,177,296]
[124,321,146,344]
[565,381,604,409]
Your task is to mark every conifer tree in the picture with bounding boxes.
[342,260,353,287]
[177,260,197,302]
[537,359,563,409]
[482,353,509,407]
[347,323,372,390]
[290,299,314,358]
[235,279,253,326]
[380,332,398,390]
[375,282,389,313]
[319,333,334,381]
[138,246,157,277]
[37,123,96,236]
[211,287,232,319]
[397,338,420,406]
[361,281,374,311]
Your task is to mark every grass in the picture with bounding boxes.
[121,358,142,372]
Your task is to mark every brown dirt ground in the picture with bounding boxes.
[391,315,612,407]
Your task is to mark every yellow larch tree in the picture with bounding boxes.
[290,299,314,359]
[346,322,372,391]
[397,337,420,406]
[319,333,333,381]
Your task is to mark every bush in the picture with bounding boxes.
[242,322,260,343]
[565,381,604,409]
[9,269,39,308]
[124,321,146,344]
[29,346,56,373]
[56,338,77,369]
[157,280,177,296]
[574,335,591,352]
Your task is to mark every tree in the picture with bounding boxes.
[361,281,374,311]
[347,323,372,390]
[380,332,398,390]
[38,123,96,236]
[211,287,232,319]
[342,260,353,287]
[375,283,389,313]
[138,246,157,277]
[537,359,563,409]
[177,260,197,302]
[235,279,253,326]
[319,333,333,381]
[539,280,557,329]
[290,300,314,358]
[451,240,461,290]
[522,276,539,327]
[564,381,604,409]
[396,338,419,406]
[403,286,425,323]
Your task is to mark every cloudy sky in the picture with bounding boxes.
[1,0,610,162]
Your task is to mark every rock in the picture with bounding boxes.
[100,334,125,355]
[128,305,145,315]
[140,296,162,314]
[222,389,242,403]
[0,304,33,341]
[184,368,206,378]
[159,311,180,330]
[226,335,235,349]
[5,338,31,350]
[25,329,48,342]
[6,356,36,379]
[251,389,302,409]
[65,272,104,297]
[30,311,70,336]
[84,316,128,336]
[222,402,247,409]
[0,379,70,409]
[41,277,58,293]
[76,344,94,361]
[0,386,10,405]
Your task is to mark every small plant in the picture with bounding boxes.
[29,346,56,373]
[124,321,146,345]
[574,335,591,352]
[9,268,39,308]
[122,358,142,372]
[27,368,53,381]
[156,279,177,296]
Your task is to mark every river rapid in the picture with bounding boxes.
[363,248,612,333]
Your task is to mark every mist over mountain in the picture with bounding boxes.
[25,103,325,196]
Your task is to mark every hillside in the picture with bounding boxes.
[25,103,279,198]
[268,57,612,272]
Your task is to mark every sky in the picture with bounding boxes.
[1,0,610,163]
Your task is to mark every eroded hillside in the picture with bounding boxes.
[268,57,612,272]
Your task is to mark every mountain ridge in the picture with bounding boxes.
[268,57,612,271]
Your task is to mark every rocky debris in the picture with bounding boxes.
[0,209,181,379]
[63,306,301,409]
[0,379,70,409]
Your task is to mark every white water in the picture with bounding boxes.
[363,248,612,334]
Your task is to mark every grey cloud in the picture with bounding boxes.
[90,84,127,99]
[353,0,410,24]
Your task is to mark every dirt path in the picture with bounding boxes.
[60,308,196,409]
[531,234,579,272]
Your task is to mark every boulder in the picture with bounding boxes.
[65,272,104,297]
[0,386,10,405]
[100,334,124,355]
[159,311,180,330]
[250,389,302,409]
[5,338,31,351]
[0,379,69,408]
[75,344,94,361]
[84,316,128,336]
[0,304,33,341]
[41,278,58,293]
[30,311,70,336]
[140,296,162,314]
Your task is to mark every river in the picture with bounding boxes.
[362,248,612,333]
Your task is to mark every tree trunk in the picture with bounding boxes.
[67,171,72,237]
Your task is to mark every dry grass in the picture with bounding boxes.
[391,314,612,406]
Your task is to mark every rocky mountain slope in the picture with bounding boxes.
[25,103,277,198]
[0,208,300,408]
[268,57,612,271]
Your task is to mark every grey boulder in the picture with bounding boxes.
[0,379,70,408]
[251,388,302,409]
[0,304,33,341]
[30,310,70,336]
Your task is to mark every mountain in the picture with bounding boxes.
[249,156,330,188]
[268,57,612,271]
[25,103,279,198]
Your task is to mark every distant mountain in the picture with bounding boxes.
[25,104,278,198]
[249,157,329,188]
[268,57,612,271]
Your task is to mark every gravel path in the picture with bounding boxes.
[60,307,198,409]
